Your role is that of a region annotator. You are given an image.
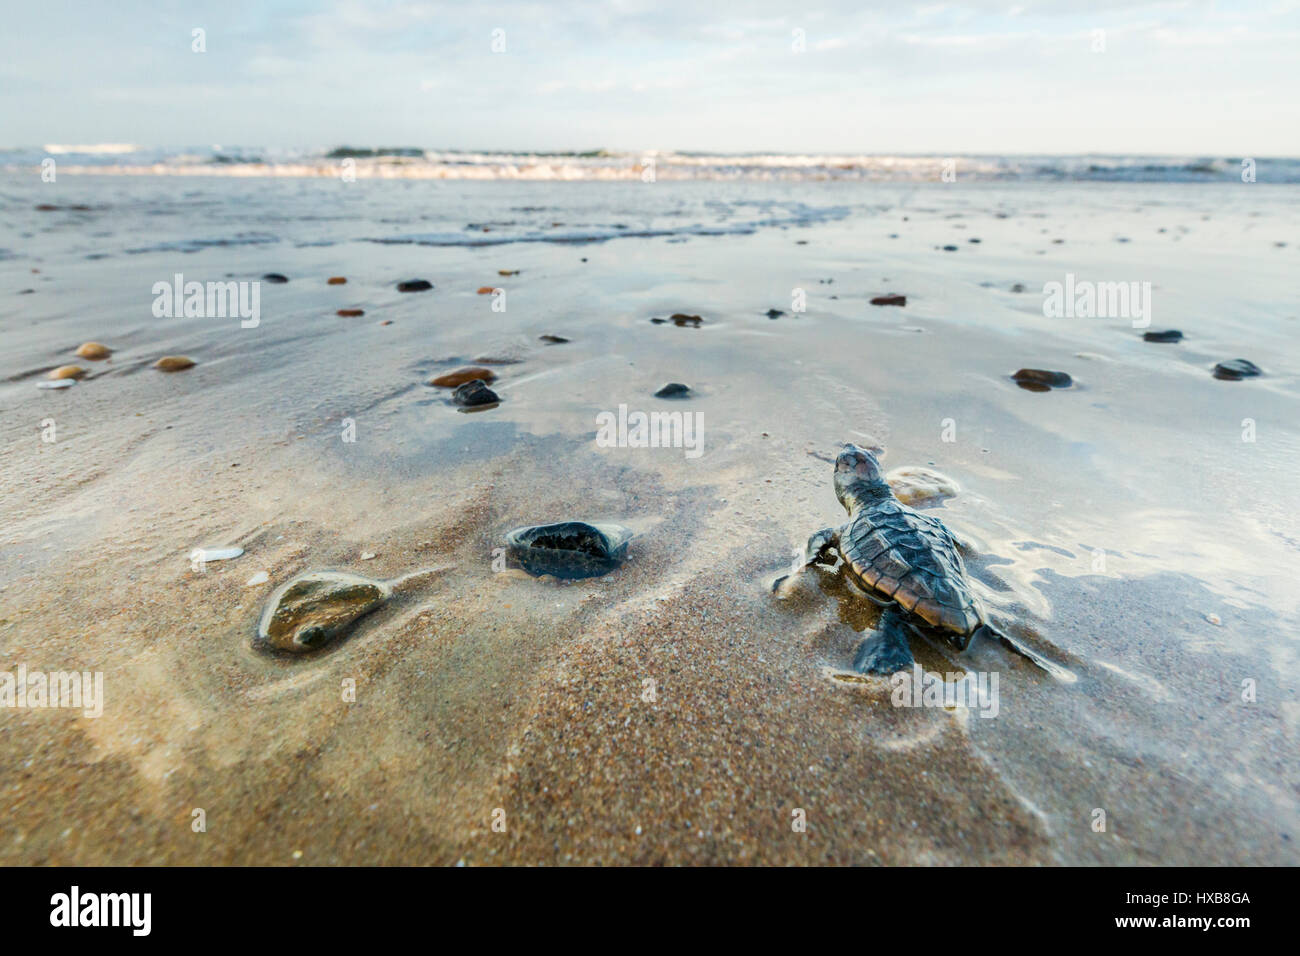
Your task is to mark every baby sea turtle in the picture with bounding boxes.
[505,521,632,579]
[791,443,1002,675]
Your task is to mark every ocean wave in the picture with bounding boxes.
[4,146,1296,183]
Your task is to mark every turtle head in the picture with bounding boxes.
[833,443,891,512]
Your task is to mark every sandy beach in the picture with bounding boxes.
[2,171,1298,865]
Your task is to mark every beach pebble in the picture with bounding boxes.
[886,467,960,506]
[473,354,523,365]
[1143,330,1184,343]
[1010,283,1027,293]
[262,273,289,283]
[257,571,390,654]
[337,308,365,317]
[361,552,376,561]
[870,295,907,307]
[245,571,270,587]
[430,366,497,387]
[1212,359,1262,381]
[654,383,691,398]
[765,309,785,319]
[942,245,959,252]
[327,276,347,285]
[397,279,433,292]
[153,356,196,372]
[498,269,520,276]
[539,334,569,344]
[669,313,703,327]
[505,521,632,580]
[452,380,501,407]
[1205,613,1222,626]
[48,365,86,380]
[74,342,112,360]
[37,379,76,389]
[476,286,497,294]
[1012,368,1072,391]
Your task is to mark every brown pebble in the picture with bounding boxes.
[327,276,347,285]
[429,366,498,388]
[75,342,112,360]
[498,269,520,276]
[153,356,196,372]
[337,308,365,317]
[870,294,907,307]
[379,320,393,326]
[477,286,497,295]
[48,365,86,380]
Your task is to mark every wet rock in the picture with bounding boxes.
[498,269,520,276]
[476,286,497,294]
[48,365,86,380]
[337,308,365,317]
[1010,283,1027,293]
[256,571,390,654]
[942,245,959,252]
[968,238,981,244]
[262,273,289,283]
[870,294,907,307]
[650,317,666,324]
[765,309,784,319]
[505,521,633,580]
[1213,359,1262,381]
[667,313,702,327]
[327,276,347,285]
[75,342,112,360]
[430,366,497,388]
[452,379,501,407]
[1143,329,1183,343]
[473,354,523,365]
[539,334,569,344]
[886,467,959,507]
[654,383,691,398]
[397,279,433,292]
[1011,368,1072,391]
[153,356,196,372]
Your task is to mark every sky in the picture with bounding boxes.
[2,0,1298,155]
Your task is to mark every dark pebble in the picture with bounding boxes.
[942,245,959,252]
[539,334,569,344]
[397,279,433,292]
[654,383,691,398]
[1213,359,1262,381]
[452,379,501,406]
[1010,283,1027,293]
[1143,330,1183,343]
[765,309,785,319]
[665,313,702,327]
[1012,368,1073,391]
[870,294,907,307]
[262,273,289,283]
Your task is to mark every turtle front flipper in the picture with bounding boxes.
[852,606,915,675]
[804,526,841,567]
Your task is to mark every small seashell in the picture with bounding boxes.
[245,571,270,586]
[153,356,196,372]
[192,546,244,563]
[37,379,77,389]
[48,365,86,380]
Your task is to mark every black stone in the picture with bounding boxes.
[397,279,433,292]
[654,383,691,398]
[1143,330,1184,343]
[1213,359,1262,381]
[1011,368,1072,391]
[452,379,501,406]
[262,273,289,283]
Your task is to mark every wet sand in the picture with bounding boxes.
[1,177,1298,864]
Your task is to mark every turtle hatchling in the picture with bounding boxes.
[787,443,1003,675]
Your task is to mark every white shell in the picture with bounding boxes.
[37,379,76,389]
[191,546,244,562]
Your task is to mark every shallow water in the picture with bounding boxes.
[1,175,1298,864]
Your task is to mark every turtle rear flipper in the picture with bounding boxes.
[853,607,915,675]
[975,623,1075,683]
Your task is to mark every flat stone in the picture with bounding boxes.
[257,571,390,654]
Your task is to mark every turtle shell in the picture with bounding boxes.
[840,498,982,647]
[505,521,632,580]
